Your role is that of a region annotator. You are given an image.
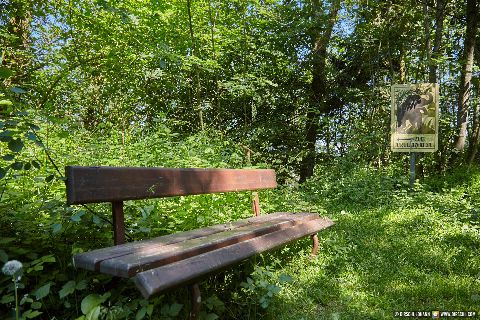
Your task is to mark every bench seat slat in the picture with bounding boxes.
[99,213,319,277]
[73,212,313,272]
[134,216,334,298]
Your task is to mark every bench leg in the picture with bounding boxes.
[310,234,319,257]
[189,283,201,320]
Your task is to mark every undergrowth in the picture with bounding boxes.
[265,164,480,319]
[1,123,479,319]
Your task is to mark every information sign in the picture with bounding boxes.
[391,84,439,152]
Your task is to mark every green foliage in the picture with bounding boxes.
[241,266,293,309]
[264,165,480,319]
[79,293,110,319]
[1,119,479,319]
[1,0,480,318]
[0,123,255,319]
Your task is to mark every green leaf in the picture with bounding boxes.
[8,138,24,153]
[81,295,101,315]
[45,174,55,182]
[11,162,23,170]
[205,313,219,320]
[86,306,101,320]
[0,130,13,137]
[40,254,55,263]
[0,294,14,304]
[71,210,86,222]
[25,132,37,141]
[3,154,15,161]
[0,130,13,142]
[20,295,33,305]
[279,273,293,283]
[135,306,147,320]
[34,283,51,300]
[28,123,40,131]
[31,160,41,169]
[0,167,6,179]
[168,303,183,317]
[76,280,87,290]
[52,223,62,234]
[146,304,154,316]
[0,67,14,78]
[31,301,42,309]
[0,99,12,106]
[59,280,76,299]
[22,309,43,318]
[92,215,101,226]
[81,294,107,315]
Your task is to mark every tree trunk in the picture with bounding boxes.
[399,46,406,83]
[468,85,480,165]
[187,0,204,130]
[208,1,221,123]
[454,0,478,153]
[299,0,341,183]
[423,2,431,79]
[430,0,446,171]
[428,0,445,84]
[3,0,32,85]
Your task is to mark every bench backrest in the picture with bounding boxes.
[66,166,277,204]
[66,166,277,245]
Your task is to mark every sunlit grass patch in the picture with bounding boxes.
[266,168,480,319]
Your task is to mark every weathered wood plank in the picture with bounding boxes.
[73,212,313,271]
[100,213,319,277]
[134,217,334,298]
[66,166,277,204]
[112,201,125,245]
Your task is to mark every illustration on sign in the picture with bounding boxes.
[391,83,439,152]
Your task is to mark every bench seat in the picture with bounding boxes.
[73,212,333,298]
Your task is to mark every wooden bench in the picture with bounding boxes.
[66,166,334,318]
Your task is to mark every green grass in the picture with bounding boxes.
[263,166,480,319]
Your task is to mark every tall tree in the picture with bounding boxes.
[187,0,204,130]
[429,0,446,84]
[468,80,480,164]
[454,0,478,152]
[2,0,32,86]
[299,0,341,183]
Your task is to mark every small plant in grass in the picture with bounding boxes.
[241,265,293,309]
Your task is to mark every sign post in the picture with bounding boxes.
[391,84,439,187]
[410,152,416,186]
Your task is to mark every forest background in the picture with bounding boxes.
[1,0,480,319]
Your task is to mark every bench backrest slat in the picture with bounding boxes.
[66,166,277,205]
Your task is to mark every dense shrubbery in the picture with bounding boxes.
[1,120,479,319]
[0,123,258,319]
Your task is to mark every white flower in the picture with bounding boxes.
[2,260,23,276]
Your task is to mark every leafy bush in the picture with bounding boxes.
[0,121,256,319]
[2,114,480,319]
